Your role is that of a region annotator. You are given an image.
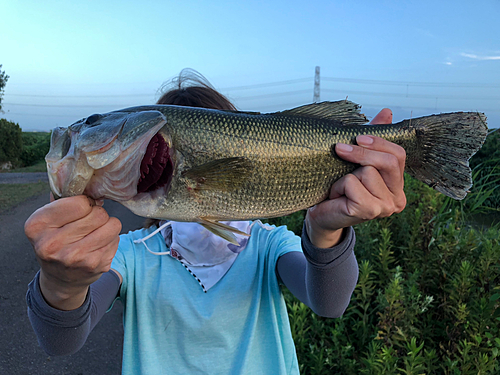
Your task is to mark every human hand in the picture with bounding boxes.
[305,109,407,248]
[24,195,122,310]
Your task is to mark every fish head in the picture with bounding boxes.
[46,110,172,201]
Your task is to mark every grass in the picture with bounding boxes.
[0,159,49,212]
[0,181,49,212]
[2,160,47,173]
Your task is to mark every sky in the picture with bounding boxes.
[1,0,499,131]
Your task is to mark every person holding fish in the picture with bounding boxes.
[24,69,484,374]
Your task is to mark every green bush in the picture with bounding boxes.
[20,132,50,167]
[0,118,23,165]
[279,174,500,374]
[465,130,500,211]
[0,122,50,168]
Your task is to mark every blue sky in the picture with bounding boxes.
[1,0,499,131]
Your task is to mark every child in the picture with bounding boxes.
[25,70,406,374]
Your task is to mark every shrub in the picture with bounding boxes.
[279,174,500,374]
[0,123,51,168]
[466,130,500,211]
[0,118,23,165]
[20,132,50,167]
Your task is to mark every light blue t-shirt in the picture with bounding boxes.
[111,222,302,375]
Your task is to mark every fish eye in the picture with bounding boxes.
[85,114,102,126]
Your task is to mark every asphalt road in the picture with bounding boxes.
[0,188,144,375]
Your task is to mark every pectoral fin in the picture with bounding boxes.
[198,218,250,245]
[182,157,253,192]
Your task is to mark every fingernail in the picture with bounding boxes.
[87,197,104,207]
[336,143,353,152]
[357,135,374,145]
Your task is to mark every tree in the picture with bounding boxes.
[0,118,22,163]
[0,64,9,113]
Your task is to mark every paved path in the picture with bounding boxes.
[0,173,48,184]
[0,187,144,374]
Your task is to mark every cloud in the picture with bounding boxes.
[416,28,435,38]
[461,52,500,61]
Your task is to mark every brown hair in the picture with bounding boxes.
[144,69,236,228]
[157,86,236,110]
[156,68,235,110]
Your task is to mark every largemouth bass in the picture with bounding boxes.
[46,101,488,242]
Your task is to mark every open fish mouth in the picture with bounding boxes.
[47,109,170,200]
[137,133,174,194]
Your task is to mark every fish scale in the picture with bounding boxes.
[148,108,433,220]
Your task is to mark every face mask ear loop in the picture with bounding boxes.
[133,221,172,255]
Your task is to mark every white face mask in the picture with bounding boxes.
[167,221,250,266]
[151,221,251,292]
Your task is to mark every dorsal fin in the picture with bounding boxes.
[271,100,368,125]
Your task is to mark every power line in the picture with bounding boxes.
[6,76,499,99]
[5,85,499,108]
[323,77,500,88]
[14,76,496,89]
[4,72,500,122]
[233,89,311,101]
[4,78,311,98]
[5,93,155,98]
[4,112,79,118]
[345,102,500,113]
[220,78,310,91]
[7,80,162,87]
[3,102,132,108]
[322,88,500,101]
[4,89,312,106]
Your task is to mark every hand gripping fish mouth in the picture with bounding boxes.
[46,110,172,201]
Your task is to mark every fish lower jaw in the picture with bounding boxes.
[47,155,94,198]
[120,184,171,217]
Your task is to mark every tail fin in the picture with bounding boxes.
[405,112,488,200]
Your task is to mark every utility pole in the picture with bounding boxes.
[313,66,320,103]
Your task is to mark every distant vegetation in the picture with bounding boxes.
[0,118,50,170]
[20,131,51,168]
[0,64,8,112]
[0,118,22,166]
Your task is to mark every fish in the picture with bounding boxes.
[46,101,488,243]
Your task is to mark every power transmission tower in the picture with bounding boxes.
[313,66,320,102]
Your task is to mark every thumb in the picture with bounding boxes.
[370,108,393,125]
